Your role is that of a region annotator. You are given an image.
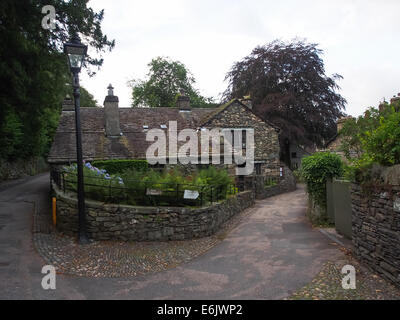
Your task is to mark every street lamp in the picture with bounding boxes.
[64,33,89,244]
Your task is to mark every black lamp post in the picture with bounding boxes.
[64,33,89,244]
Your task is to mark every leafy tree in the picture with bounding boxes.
[339,100,400,182]
[129,57,214,108]
[362,109,400,166]
[80,87,98,107]
[223,39,347,165]
[65,85,98,107]
[339,108,381,160]
[340,100,400,161]
[0,0,114,160]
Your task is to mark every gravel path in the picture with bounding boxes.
[287,248,400,300]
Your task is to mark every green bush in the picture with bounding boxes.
[301,152,343,210]
[193,166,235,201]
[292,169,303,183]
[91,159,148,174]
[62,163,236,206]
[121,166,235,204]
[63,163,125,203]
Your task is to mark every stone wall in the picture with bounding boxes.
[351,183,400,287]
[255,165,297,200]
[54,183,255,241]
[0,157,48,182]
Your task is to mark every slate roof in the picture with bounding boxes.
[48,107,211,164]
[48,100,277,164]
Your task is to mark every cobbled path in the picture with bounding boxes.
[33,195,255,278]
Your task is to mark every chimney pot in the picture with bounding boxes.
[104,84,121,137]
[107,84,114,96]
[390,93,400,105]
[177,90,191,111]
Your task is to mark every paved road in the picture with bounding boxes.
[0,173,82,299]
[0,173,345,299]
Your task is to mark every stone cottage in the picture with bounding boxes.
[48,85,283,183]
[288,144,314,170]
[324,116,356,161]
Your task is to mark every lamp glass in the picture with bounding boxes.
[68,54,84,69]
[64,38,87,73]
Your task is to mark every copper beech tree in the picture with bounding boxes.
[223,39,346,165]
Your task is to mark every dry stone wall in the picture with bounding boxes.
[255,165,297,200]
[351,183,400,287]
[54,183,255,241]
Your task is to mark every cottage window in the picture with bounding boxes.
[242,129,247,149]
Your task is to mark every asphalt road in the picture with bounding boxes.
[0,173,345,300]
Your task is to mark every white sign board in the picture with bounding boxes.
[184,190,199,200]
[146,189,162,196]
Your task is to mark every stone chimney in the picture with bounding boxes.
[240,95,252,110]
[379,99,388,112]
[104,84,121,137]
[177,90,191,111]
[390,93,400,105]
[62,95,74,111]
[337,116,353,132]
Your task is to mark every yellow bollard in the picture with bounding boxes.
[52,197,56,226]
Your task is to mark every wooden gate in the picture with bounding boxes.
[326,178,352,239]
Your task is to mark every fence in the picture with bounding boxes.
[51,170,247,207]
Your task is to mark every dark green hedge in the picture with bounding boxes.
[91,159,148,174]
[301,152,343,210]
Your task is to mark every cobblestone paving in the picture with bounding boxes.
[33,203,254,278]
[34,233,220,277]
[287,247,400,300]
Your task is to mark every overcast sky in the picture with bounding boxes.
[80,0,400,117]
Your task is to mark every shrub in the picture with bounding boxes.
[91,159,148,174]
[62,163,236,206]
[301,152,343,210]
[292,169,303,183]
[63,162,125,202]
[193,166,235,201]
